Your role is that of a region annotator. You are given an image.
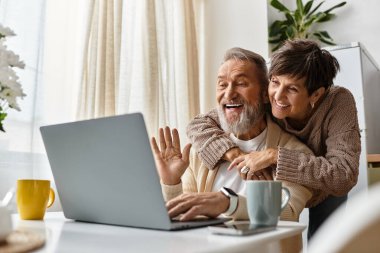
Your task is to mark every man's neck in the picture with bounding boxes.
[234,117,267,141]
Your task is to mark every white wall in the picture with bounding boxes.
[267,0,380,66]
[199,0,269,113]
[324,0,380,66]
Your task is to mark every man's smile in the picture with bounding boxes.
[225,103,243,109]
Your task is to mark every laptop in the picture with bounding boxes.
[40,113,227,230]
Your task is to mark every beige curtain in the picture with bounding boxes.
[78,0,122,119]
[78,0,200,141]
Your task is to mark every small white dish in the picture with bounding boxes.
[0,205,12,243]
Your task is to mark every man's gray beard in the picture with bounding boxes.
[217,102,265,136]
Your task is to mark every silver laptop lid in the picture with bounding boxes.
[40,113,173,230]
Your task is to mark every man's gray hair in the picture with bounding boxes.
[223,47,269,89]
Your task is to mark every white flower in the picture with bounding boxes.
[0,39,25,68]
[0,88,21,111]
[0,23,25,131]
[0,24,15,38]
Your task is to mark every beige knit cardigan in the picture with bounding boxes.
[162,116,312,221]
[186,86,361,207]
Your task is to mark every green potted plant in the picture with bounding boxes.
[268,0,347,51]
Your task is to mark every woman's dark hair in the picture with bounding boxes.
[224,47,269,91]
[269,39,340,95]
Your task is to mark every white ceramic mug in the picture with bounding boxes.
[246,181,290,226]
[0,205,12,242]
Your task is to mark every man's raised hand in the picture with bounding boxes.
[151,127,191,185]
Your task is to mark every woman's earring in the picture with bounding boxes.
[311,102,315,109]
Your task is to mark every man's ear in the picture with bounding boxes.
[311,87,326,105]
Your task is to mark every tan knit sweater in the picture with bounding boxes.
[186,86,361,207]
[162,116,312,221]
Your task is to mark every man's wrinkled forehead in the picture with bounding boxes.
[217,59,254,80]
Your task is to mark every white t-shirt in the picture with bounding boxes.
[211,127,268,195]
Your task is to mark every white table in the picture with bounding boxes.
[12,212,306,253]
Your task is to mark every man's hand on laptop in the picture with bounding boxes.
[151,127,192,185]
[166,192,229,221]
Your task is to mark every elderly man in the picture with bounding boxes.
[151,47,312,222]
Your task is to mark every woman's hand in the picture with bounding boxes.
[227,148,278,180]
[222,147,247,162]
[151,127,192,185]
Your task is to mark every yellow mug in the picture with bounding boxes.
[16,179,55,220]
